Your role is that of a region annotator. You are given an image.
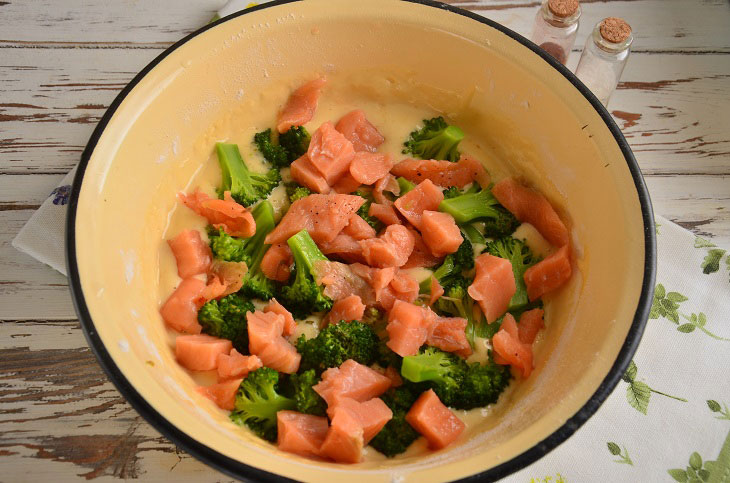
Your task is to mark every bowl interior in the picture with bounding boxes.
[71,0,649,481]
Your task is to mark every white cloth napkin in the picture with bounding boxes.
[12,1,730,480]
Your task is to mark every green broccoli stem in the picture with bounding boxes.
[438,189,502,224]
[286,230,328,273]
[216,142,250,194]
[418,257,456,293]
[461,224,486,245]
[430,126,465,161]
[245,201,275,270]
[397,177,416,195]
[401,352,448,383]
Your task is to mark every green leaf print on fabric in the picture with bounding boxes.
[668,452,712,482]
[678,313,730,341]
[668,430,730,483]
[695,237,716,249]
[707,400,730,420]
[707,429,730,483]
[622,361,687,414]
[529,474,567,483]
[702,249,727,275]
[650,284,729,341]
[607,442,633,465]
[656,222,661,235]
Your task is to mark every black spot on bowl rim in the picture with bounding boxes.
[65,1,656,481]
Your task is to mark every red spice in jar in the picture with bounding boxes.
[539,41,568,64]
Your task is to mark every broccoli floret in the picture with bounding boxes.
[482,206,521,238]
[296,321,379,373]
[278,230,334,318]
[278,126,311,161]
[369,384,423,457]
[438,188,519,238]
[402,117,465,163]
[353,189,383,232]
[484,237,538,312]
[229,367,296,442]
[433,277,484,350]
[401,347,510,409]
[418,235,474,293]
[461,223,486,245]
[288,369,327,416]
[397,177,416,195]
[216,142,281,206]
[253,129,289,168]
[286,184,311,203]
[207,226,247,262]
[197,293,254,353]
[443,186,461,199]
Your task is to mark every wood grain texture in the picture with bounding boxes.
[0,0,729,480]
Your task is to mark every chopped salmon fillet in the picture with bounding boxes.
[197,378,243,411]
[330,172,362,194]
[468,254,516,323]
[349,152,394,185]
[327,295,366,325]
[179,190,256,238]
[384,366,403,387]
[359,224,415,268]
[391,155,489,189]
[175,334,233,371]
[318,233,365,264]
[277,77,327,133]
[373,174,400,205]
[319,408,364,464]
[429,276,444,306]
[198,260,248,303]
[420,210,462,257]
[160,277,206,334]
[523,244,572,301]
[265,194,364,245]
[368,203,401,226]
[427,316,471,358]
[492,314,533,378]
[518,308,545,345]
[277,410,329,458]
[260,243,293,283]
[393,179,444,229]
[313,359,391,406]
[402,228,441,269]
[168,229,212,279]
[492,178,569,247]
[405,389,465,450]
[263,298,297,337]
[343,213,376,241]
[247,310,300,374]
[386,300,434,357]
[307,121,356,185]
[326,397,393,444]
[335,109,385,153]
[290,155,331,194]
[217,350,262,380]
[312,260,376,305]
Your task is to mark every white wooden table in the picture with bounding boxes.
[1,0,728,480]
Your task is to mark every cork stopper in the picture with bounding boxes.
[548,0,579,18]
[600,17,632,43]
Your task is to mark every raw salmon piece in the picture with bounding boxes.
[277,77,327,133]
[319,408,364,464]
[290,155,331,194]
[393,179,444,229]
[335,109,385,153]
[492,178,569,247]
[179,190,256,238]
[427,316,472,357]
[331,172,362,194]
[261,243,293,283]
[405,389,465,450]
[360,224,415,268]
[429,276,444,306]
[175,334,233,371]
[197,378,243,411]
[373,174,400,205]
[247,310,286,353]
[384,366,403,387]
[198,261,248,303]
[307,121,356,185]
[349,152,394,185]
[326,398,393,444]
[402,228,441,269]
[313,359,392,406]
[389,271,420,301]
[385,300,433,357]
[265,194,364,245]
[168,230,212,279]
[391,155,490,189]
[256,337,301,374]
[312,261,375,305]
[277,410,329,458]
[343,214,377,240]
[217,350,263,380]
[492,314,533,378]
[468,254,516,323]
[327,295,366,325]
[368,203,401,226]
[420,210,462,257]
[371,266,396,300]
[318,233,365,264]
[264,298,297,337]
[523,245,572,301]
[518,308,545,345]
[160,277,206,334]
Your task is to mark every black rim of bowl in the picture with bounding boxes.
[65,0,656,481]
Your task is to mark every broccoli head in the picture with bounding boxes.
[402,116,465,163]
[353,189,383,232]
[285,183,311,204]
[288,369,327,416]
[438,188,519,238]
[278,126,311,161]
[229,367,296,442]
[484,237,538,312]
[197,293,254,353]
[461,361,512,408]
[376,337,403,371]
[207,226,246,262]
[253,129,289,168]
[369,383,424,457]
[296,321,380,373]
[278,230,334,318]
[216,142,281,206]
[418,234,473,294]
[433,276,483,350]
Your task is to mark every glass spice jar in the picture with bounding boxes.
[575,17,633,106]
[531,0,581,65]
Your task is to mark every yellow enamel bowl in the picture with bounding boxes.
[67,0,656,481]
